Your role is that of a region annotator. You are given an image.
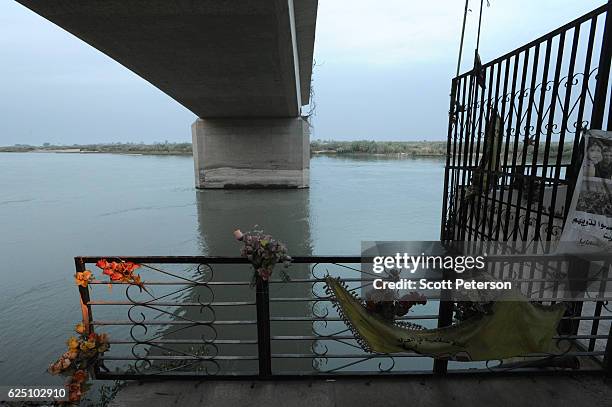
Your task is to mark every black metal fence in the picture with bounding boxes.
[442,3,612,244]
[75,255,611,379]
[439,3,612,376]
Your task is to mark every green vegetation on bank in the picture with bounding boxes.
[310,140,447,156]
[0,140,574,160]
[1,140,448,156]
[1,142,193,155]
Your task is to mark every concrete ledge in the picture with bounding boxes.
[192,117,310,189]
[198,168,309,189]
[109,375,612,407]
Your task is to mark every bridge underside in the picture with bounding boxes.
[16,0,317,188]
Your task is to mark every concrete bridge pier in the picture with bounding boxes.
[192,117,310,189]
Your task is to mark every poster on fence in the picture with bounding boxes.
[561,129,612,251]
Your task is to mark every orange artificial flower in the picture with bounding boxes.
[110,272,123,281]
[68,382,83,403]
[49,352,73,373]
[48,361,63,375]
[124,261,140,272]
[72,369,88,384]
[80,339,96,352]
[50,320,113,403]
[95,258,146,290]
[67,337,79,352]
[74,270,93,287]
[97,336,110,353]
[61,354,72,367]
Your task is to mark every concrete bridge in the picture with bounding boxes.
[16,0,317,188]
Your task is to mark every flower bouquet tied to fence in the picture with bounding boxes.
[234,227,292,283]
[48,324,110,404]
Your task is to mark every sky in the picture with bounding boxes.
[0,0,606,145]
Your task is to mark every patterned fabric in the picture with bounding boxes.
[326,277,566,361]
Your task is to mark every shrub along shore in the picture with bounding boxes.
[1,141,448,156]
[1,140,573,160]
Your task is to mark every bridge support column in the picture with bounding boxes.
[192,117,310,189]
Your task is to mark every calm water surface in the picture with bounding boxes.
[0,153,445,384]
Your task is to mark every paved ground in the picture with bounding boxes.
[110,375,612,407]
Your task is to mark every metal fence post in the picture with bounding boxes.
[75,257,94,333]
[440,78,458,242]
[256,277,272,377]
[604,324,612,376]
[436,77,460,375]
[433,265,454,375]
[75,257,98,377]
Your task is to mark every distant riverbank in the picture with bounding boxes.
[1,141,448,157]
[0,139,574,160]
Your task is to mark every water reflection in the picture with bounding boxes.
[147,189,314,374]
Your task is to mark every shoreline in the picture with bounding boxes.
[0,140,572,159]
[0,144,450,157]
[0,149,448,158]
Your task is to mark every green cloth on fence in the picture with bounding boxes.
[326,277,566,361]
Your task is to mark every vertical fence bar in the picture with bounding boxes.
[525,39,552,243]
[507,49,531,241]
[447,77,467,240]
[441,79,458,240]
[564,16,598,223]
[473,65,497,240]
[483,60,505,239]
[452,77,468,240]
[591,1,612,129]
[548,25,581,243]
[537,31,565,244]
[588,301,603,351]
[75,257,98,377]
[466,67,488,241]
[438,77,460,373]
[495,53,520,241]
[433,266,453,375]
[519,44,541,239]
[75,257,94,333]
[438,71,456,371]
[256,277,272,377]
[458,70,477,241]
[608,74,612,130]
[500,52,523,241]
[463,74,481,241]
[605,324,612,376]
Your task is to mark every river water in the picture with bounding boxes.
[0,152,445,385]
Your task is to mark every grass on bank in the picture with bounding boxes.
[1,140,575,160]
[0,141,448,156]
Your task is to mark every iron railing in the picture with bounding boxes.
[74,255,612,379]
[439,2,612,375]
[442,3,612,244]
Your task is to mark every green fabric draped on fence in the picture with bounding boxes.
[325,277,566,361]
